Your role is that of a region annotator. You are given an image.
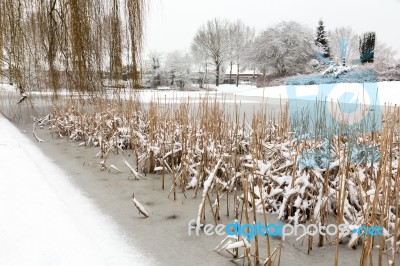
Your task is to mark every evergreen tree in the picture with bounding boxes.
[359,32,376,63]
[315,20,331,59]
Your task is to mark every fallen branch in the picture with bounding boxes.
[33,132,44,142]
[122,157,143,180]
[132,193,149,217]
[17,93,27,104]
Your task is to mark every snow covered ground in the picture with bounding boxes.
[0,83,17,92]
[0,115,154,266]
[231,81,400,105]
[1,81,400,105]
[136,82,400,105]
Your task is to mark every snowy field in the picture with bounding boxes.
[0,115,154,266]
[140,81,400,105]
[230,82,400,105]
[136,81,398,105]
[1,82,399,105]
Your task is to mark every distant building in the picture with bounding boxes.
[224,65,261,84]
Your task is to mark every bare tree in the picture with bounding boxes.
[192,18,229,86]
[230,20,255,87]
[146,50,162,73]
[165,51,192,89]
[226,23,236,84]
[329,27,359,66]
[144,50,166,87]
[191,42,211,88]
[375,41,397,63]
[373,41,398,70]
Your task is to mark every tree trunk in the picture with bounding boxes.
[205,62,208,85]
[215,61,219,87]
[262,68,267,87]
[198,66,203,88]
[236,63,239,87]
[229,62,233,84]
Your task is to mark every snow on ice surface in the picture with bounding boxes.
[233,81,400,105]
[0,83,17,92]
[0,116,154,266]
[137,86,258,103]
[3,81,400,105]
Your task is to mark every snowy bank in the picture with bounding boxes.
[139,82,400,105]
[0,115,154,266]
[233,81,400,105]
[3,81,400,105]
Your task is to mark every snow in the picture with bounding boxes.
[2,80,400,105]
[215,84,257,93]
[225,241,245,250]
[131,197,149,218]
[0,115,154,266]
[232,81,400,105]
[136,87,258,103]
[0,83,17,92]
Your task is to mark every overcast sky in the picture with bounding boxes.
[144,0,400,58]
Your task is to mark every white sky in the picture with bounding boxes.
[144,0,400,58]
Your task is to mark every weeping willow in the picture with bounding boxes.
[0,0,145,93]
[126,0,144,87]
[0,1,3,79]
[110,0,123,79]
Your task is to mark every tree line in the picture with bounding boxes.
[147,18,397,88]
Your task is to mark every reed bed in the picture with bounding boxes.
[34,93,400,266]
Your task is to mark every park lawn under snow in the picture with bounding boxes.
[0,115,154,266]
[136,81,400,104]
[144,82,400,105]
[225,81,400,105]
[1,81,400,105]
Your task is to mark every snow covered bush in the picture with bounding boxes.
[246,21,316,77]
[322,65,352,77]
[286,68,377,85]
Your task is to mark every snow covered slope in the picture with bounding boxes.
[0,115,154,266]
